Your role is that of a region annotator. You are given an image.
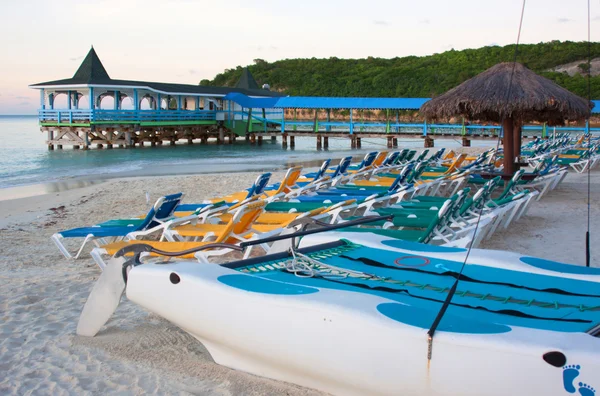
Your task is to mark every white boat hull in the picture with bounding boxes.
[125,257,600,396]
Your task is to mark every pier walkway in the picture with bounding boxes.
[30,48,600,150]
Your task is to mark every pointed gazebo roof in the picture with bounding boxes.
[30,48,283,97]
[71,47,111,84]
[235,68,260,90]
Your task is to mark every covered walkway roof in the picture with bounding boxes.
[275,96,430,110]
[225,93,600,114]
[225,93,430,110]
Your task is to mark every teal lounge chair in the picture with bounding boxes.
[52,192,184,259]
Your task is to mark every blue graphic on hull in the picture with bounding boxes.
[562,364,596,395]
[218,274,319,295]
[376,302,511,334]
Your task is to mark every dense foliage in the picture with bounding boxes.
[200,41,600,98]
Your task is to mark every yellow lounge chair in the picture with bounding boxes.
[261,166,304,198]
[163,200,267,242]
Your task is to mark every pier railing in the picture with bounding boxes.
[38,109,600,138]
[244,115,600,137]
[39,109,217,124]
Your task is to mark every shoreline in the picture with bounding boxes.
[0,146,488,202]
[0,157,333,202]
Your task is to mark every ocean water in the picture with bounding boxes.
[0,115,486,191]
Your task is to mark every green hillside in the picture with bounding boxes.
[201,41,600,98]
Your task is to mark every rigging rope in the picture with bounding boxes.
[586,0,592,267]
[426,0,528,360]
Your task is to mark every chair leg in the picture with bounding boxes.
[90,248,108,270]
[51,233,73,259]
[73,234,96,259]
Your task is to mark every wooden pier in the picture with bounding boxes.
[31,48,600,151]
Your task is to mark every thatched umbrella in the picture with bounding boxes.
[420,62,592,174]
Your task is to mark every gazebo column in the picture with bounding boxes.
[503,118,515,175]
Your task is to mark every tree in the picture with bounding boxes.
[199,41,600,98]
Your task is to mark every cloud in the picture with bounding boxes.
[593,16,600,21]
[270,46,278,50]
[70,55,84,61]
[373,20,389,26]
[18,101,30,106]
[419,19,430,24]
[189,69,198,74]
[488,42,500,47]
[557,18,572,23]
[15,96,29,100]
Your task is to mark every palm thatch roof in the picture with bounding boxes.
[420,62,592,124]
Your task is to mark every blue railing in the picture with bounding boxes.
[38,109,600,137]
[38,109,217,123]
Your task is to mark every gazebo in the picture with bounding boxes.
[420,62,592,175]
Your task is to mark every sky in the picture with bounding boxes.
[0,0,597,114]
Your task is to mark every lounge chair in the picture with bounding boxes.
[174,172,271,213]
[51,192,184,259]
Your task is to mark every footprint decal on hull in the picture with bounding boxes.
[563,365,581,393]
[578,382,595,396]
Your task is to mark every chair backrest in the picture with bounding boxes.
[372,151,389,167]
[405,150,417,161]
[420,195,458,243]
[448,188,470,219]
[447,153,468,172]
[430,148,446,162]
[244,172,272,200]
[274,166,303,194]
[220,200,268,239]
[387,164,414,192]
[407,161,428,183]
[383,151,400,167]
[395,149,409,164]
[332,156,353,178]
[498,169,524,199]
[415,149,429,162]
[140,192,185,230]
[358,151,378,169]
[312,159,332,181]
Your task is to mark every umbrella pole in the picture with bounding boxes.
[503,118,515,175]
[513,123,522,171]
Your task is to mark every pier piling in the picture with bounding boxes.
[282,134,288,148]
[393,137,398,147]
[290,136,295,148]
[462,137,471,147]
[424,136,434,148]
[324,136,329,150]
[317,135,322,150]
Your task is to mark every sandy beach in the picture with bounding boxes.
[1,156,599,395]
